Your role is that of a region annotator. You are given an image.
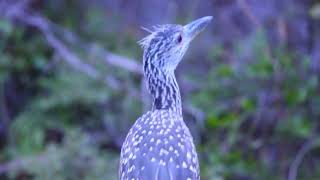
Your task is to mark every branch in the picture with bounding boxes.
[288,138,320,180]
[237,0,262,27]
[0,154,47,175]
[25,15,124,90]
[2,1,142,81]
[46,23,143,75]
[105,52,142,75]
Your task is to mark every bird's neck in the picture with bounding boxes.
[145,67,182,115]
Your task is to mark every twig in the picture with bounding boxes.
[105,52,142,75]
[1,0,30,18]
[51,25,142,75]
[288,138,320,180]
[237,0,261,27]
[0,154,47,175]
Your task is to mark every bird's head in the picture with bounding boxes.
[139,16,212,73]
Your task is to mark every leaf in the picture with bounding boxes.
[207,112,239,128]
[0,19,13,35]
[277,115,312,138]
[240,97,256,111]
[216,64,234,77]
[284,87,308,106]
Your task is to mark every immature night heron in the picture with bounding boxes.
[119,16,212,180]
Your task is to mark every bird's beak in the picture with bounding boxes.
[183,16,213,40]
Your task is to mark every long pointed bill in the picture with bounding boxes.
[183,16,213,40]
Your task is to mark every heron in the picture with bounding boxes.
[120,16,212,180]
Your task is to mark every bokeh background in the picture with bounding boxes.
[1,0,320,179]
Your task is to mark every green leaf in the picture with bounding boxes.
[207,112,239,128]
[284,87,308,106]
[248,59,273,78]
[240,97,256,111]
[216,64,234,77]
[0,19,13,35]
[277,115,312,138]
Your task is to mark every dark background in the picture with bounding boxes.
[0,0,320,179]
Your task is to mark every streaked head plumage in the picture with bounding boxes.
[139,16,213,73]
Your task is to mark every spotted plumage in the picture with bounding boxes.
[120,110,199,180]
[119,16,212,180]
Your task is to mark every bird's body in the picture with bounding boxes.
[119,16,212,180]
[120,110,199,180]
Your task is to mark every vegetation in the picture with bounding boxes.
[1,1,320,180]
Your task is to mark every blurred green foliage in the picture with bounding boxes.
[190,30,320,179]
[1,1,320,180]
[9,130,117,180]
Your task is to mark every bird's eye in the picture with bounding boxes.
[177,35,182,43]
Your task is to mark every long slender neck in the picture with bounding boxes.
[145,65,182,115]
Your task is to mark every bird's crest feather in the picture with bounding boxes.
[138,25,172,49]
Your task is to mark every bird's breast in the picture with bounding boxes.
[120,110,199,180]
